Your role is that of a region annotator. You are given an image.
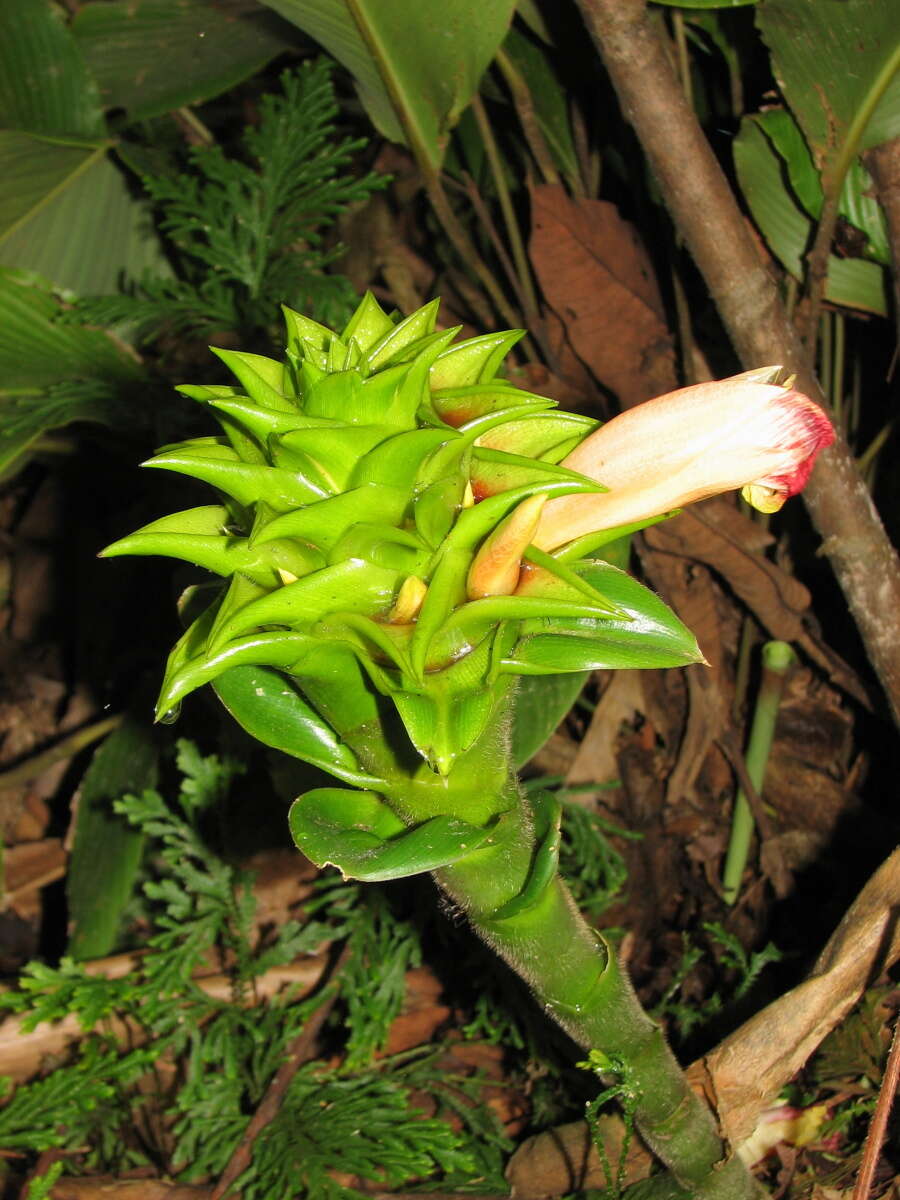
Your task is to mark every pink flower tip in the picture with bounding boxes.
[534,375,834,551]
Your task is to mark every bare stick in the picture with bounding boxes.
[574,0,900,727]
[852,1011,900,1200]
[209,947,350,1200]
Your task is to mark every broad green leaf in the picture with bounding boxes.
[1,147,168,295]
[0,270,144,475]
[0,135,100,242]
[214,664,379,787]
[0,0,105,138]
[510,671,588,767]
[757,109,890,266]
[259,0,517,169]
[0,273,139,388]
[67,717,158,960]
[289,787,496,880]
[734,117,887,315]
[505,560,703,674]
[72,0,301,123]
[757,0,900,160]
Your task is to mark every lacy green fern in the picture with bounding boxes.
[0,743,509,1194]
[74,62,384,342]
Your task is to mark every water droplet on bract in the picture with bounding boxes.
[158,703,182,725]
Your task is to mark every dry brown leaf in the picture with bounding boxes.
[641,552,729,803]
[529,184,677,408]
[644,506,810,643]
[51,1182,210,1199]
[3,838,66,898]
[695,846,900,1146]
[564,671,645,799]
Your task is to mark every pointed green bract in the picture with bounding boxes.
[111,293,701,778]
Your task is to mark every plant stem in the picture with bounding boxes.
[574,0,900,728]
[441,849,760,1198]
[494,48,560,187]
[318,682,761,1198]
[470,94,541,323]
[722,641,795,905]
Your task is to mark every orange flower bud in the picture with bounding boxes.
[534,376,833,551]
[467,493,547,599]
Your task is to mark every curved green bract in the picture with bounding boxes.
[213,664,382,788]
[288,787,498,881]
[108,292,700,777]
[488,790,562,921]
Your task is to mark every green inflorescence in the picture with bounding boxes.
[105,293,701,783]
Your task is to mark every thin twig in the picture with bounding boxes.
[495,47,560,188]
[0,714,123,792]
[852,1010,900,1200]
[716,731,792,901]
[470,94,540,323]
[209,946,351,1200]
[461,172,527,315]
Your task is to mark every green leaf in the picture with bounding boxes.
[258,0,517,169]
[757,0,900,160]
[0,147,169,295]
[66,717,158,960]
[289,787,496,881]
[253,483,410,551]
[214,665,379,788]
[207,559,401,648]
[0,271,143,475]
[0,135,100,243]
[0,0,105,138]
[430,330,524,389]
[734,116,887,315]
[756,108,890,265]
[489,790,561,921]
[505,560,703,674]
[510,672,588,767]
[72,0,301,123]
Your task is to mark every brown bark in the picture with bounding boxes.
[575,0,900,727]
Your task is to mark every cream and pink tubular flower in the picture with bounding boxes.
[466,372,834,599]
[532,375,834,553]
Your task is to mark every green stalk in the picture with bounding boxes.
[470,93,541,323]
[722,641,795,905]
[309,674,761,1199]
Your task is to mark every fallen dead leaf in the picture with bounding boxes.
[529,184,677,409]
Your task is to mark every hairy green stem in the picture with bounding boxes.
[305,668,760,1198]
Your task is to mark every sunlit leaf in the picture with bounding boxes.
[734,117,887,315]
[258,0,517,169]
